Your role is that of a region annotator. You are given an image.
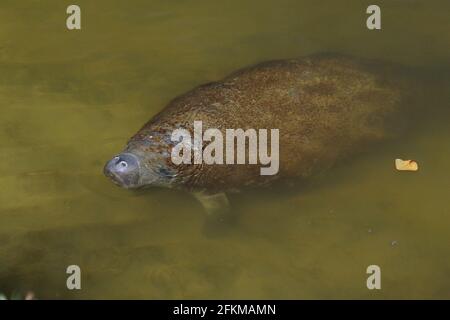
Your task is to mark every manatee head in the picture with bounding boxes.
[104,137,177,189]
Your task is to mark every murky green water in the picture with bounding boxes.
[0,0,449,299]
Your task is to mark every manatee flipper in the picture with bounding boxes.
[193,191,230,218]
[193,192,235,236]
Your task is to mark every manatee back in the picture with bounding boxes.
[138,54,415,192]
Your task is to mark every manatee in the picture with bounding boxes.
[104,53,420,216]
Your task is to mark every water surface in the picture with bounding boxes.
[0,0,449,299]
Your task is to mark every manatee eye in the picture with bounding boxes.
[119,161,128,168]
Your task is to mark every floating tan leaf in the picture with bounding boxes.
[395,159,418,171]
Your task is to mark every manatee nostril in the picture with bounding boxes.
[119,161,128,168]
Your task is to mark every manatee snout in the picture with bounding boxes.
[104,152,142,189]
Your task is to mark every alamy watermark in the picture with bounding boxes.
[171,121,279,175]
[66,265,81,290]
[366,265,381,290]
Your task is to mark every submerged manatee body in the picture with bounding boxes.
[104,53,418,213]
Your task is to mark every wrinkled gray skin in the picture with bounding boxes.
[104,153,141,188]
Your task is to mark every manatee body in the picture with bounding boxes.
[104,53,415,211]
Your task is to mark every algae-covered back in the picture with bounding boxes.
[130,54,418,192]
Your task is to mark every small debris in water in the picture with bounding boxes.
[395,159,418,171]
[391,240,398,246]
[368,228,373,233]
